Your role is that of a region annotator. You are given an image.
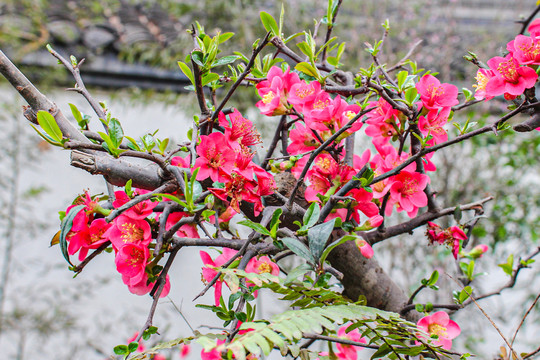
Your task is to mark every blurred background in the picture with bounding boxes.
[0,0,539,358]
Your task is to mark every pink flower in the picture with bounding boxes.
[218,110,261,148]
[256,66,300,116]
[318,324,366,360]
[123,273,170,297]
[195,132,236,182]
[507,35,540,65]
[104,215,152,251]
[355,238,374,259]
[200,249,239,306]
[386,171,430,217]
[473,68,496,101]
[417,311,461,350]
[529,18,540,34]
[288,80,323,113]
[416,74,459,110]
[364,98,402,144]
[246,256,279,276]
[287,122,321,155]
[485,55,538,97]
[418,108,450,146]
[112,189,157,220]
[307,96,362,135]
[115,243,149,285]
[426,222,468,259]
[77,218,112,261]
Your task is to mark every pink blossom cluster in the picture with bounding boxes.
[65,188,201,297]
[474,20,540,101]
[181,109,275,216]
[426,221,467,259]
[200,248,279,306]
[65,191,111,261]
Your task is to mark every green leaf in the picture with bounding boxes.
[218,32,234,44]
[319,235,356,265]
[371,343,391,359]
[108,118,124,148]
[178,61,195,85]
[282,237,315,265]
[113,345,129,355]
[37,110,63,143]
[303,203,320,229]
[498,254,514,276]
[128,341,139,353]
[260,11,279,36]
[157,193,189,209]
[59,204,86,267]
[295,62,319,78]
[427,270,439,286]
[238,219,271,236]
[308,218,336,262]
[68,103,84,125]
[284,263,313,285]
[201,72,220,86]
[212,55,240,67]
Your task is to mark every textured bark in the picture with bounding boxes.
[327,233,420,322]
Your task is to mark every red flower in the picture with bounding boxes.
[200,249,239,306]
[485,55,538,97]
[416,74,458,110]
[194,132,236,182]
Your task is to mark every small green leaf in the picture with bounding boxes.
[319,235,356,265]
[238,219,271,236]
[218,32,234,44]
[37,110,63,143]
[113,345,129,355]
[282,237,315,265]
[128,341,139,353]
[202,73,220,86]
[108,118,124,148]
[212,55,240,67]
[68,103,84,125]
[295,62,319,78]
[303,203,320,229]
[308,218,336,262]
[260,11,279,36]
[178,61,195,85]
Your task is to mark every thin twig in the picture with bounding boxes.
[105,182,174,222]
[510,292,540,346]
[209,32,271,123]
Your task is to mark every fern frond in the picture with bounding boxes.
[220,268,353,308]
[196,304,397,360]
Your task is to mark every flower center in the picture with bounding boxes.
[313,99,330,110]
[344,110,356,121]
[121,223,144,243]
[257,262,273,274]
[295,87,313,99]
[262,91,275,104]
[428,324,447,338]
[497,60,519,82]
[402,177,419,196]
